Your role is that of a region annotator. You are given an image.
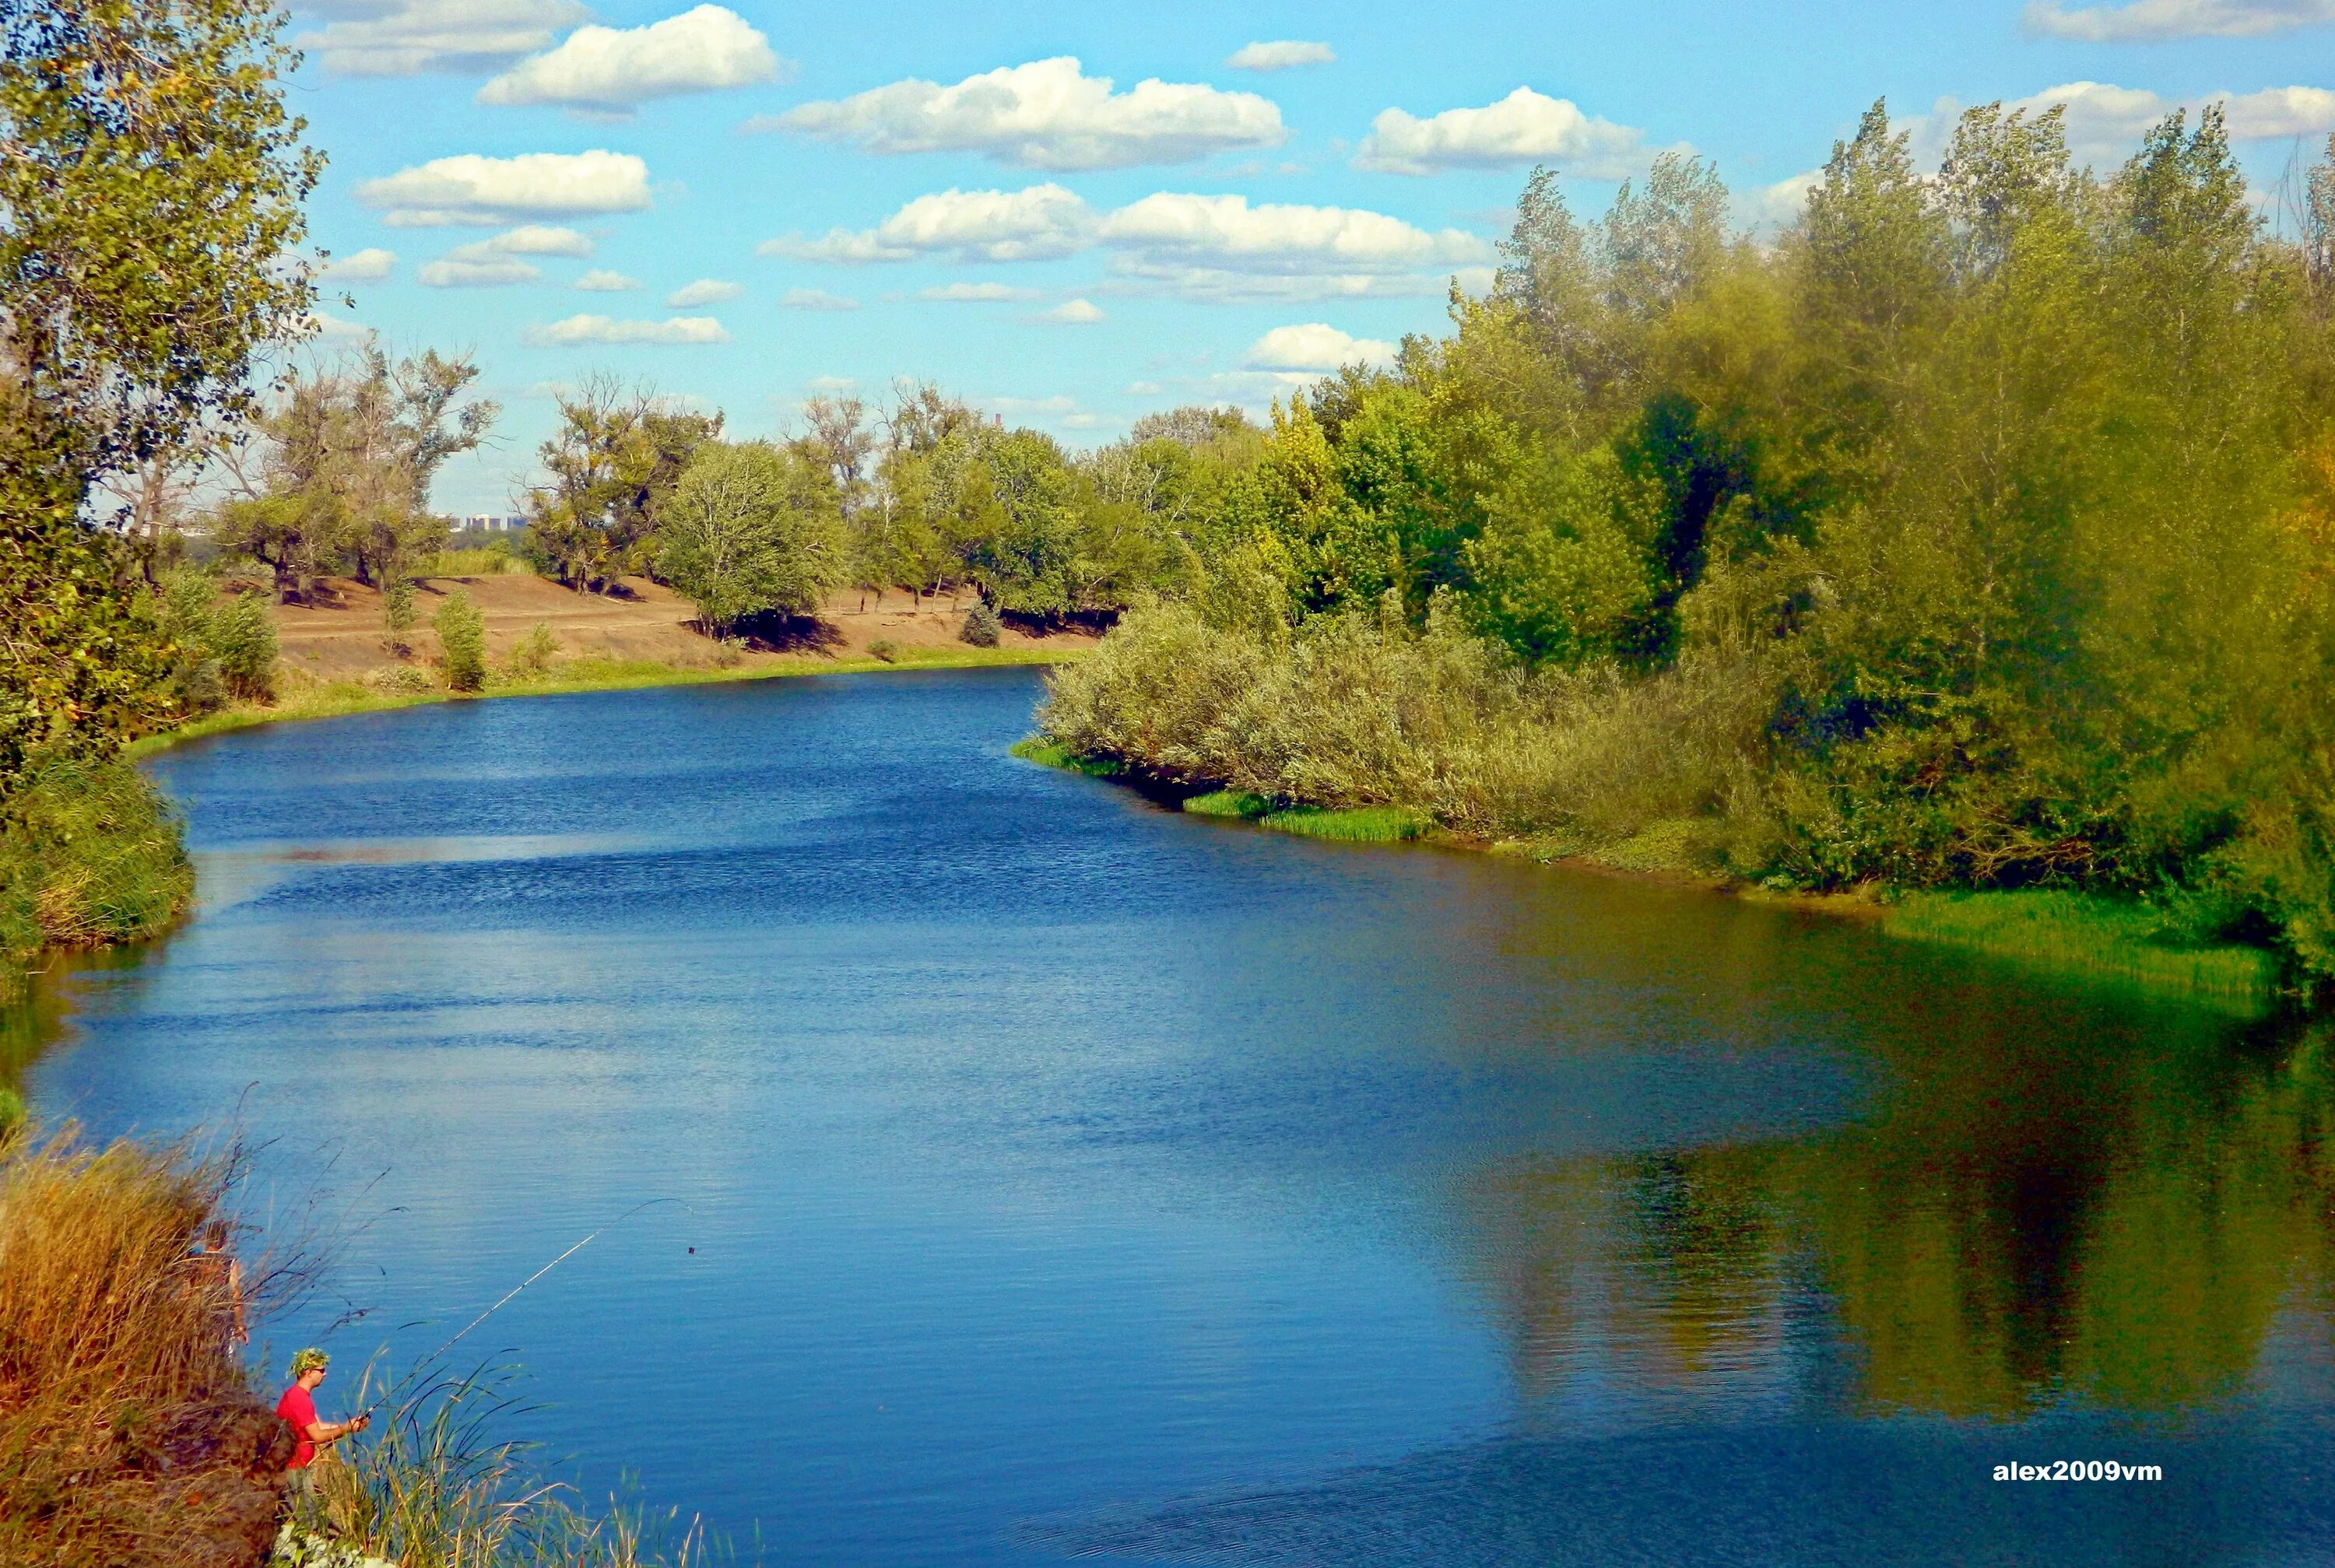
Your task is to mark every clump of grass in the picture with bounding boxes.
[1182,789,1269,819]
[1884,889,2279,1009]
[423,548,528,578]
[1257,805,1430,843]
[507,623,560,680]
[2,757,192,997]
[0,1127,286,1568]
[303,1362,704,1568]
[1009,736,1125,777]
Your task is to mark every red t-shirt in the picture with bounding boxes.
[277,1384,319,1468]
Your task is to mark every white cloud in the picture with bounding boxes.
[296,0,587,77]
[419,256,541,286]
[478,5,785,114]
[1355,86,1652,178]
[455,223,595,257]
[762,183,1093,263]
[1939,82,2335,167]
[574,268,641,290]
[756,56,1284,170]
[765,184,1487,305]
[667,278,743,307]
[355,150,651,227]
[1244,322,1396,370]
[524,314,730,344]
[781,287,860,310]
[1096,192,1488,272]
[1041,298,1105,323]
[1226,40,1336,72]
[2021,0,2335,38]
[1750,170,1823,229]
[321,247,397,281]
[302,310,375,342]
[921,281,1042,301]
[805,374,859,392]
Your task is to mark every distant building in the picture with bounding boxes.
[455,514,527,533]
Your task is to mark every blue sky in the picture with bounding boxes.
[286,0,2335,510]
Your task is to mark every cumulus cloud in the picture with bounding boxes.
[574,268,641,290]
[356,150,651,226]
[761,183,1093,263]
[296,0,587,77]
[1933,81,2335,166]
[1244,322,1396,370]
[921,281,1041,301]
[667,278,743,307]
[754,56,1284,170]
[767,184,1489,303]
[419,256,541,286]
[1096,192,1488,273]
[781,287,860,310]
[302,310,375,342]
[457,223,595,257]
[1227,40,1336,71]
[2021,0,2335,38]
[1041,298,1105,323]
[524,313,730,344]
[321,247,397,281]
[478,5,785,114]
[1750,170,1823,229]
[1355,86,1652,178]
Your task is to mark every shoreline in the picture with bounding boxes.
[1010,739,2288,1016]
[131,644,1082,759]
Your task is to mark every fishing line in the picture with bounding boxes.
[355,1195,693,1419]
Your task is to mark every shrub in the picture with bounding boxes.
[960,602,1002,648]
[209,589,278,703]
[508,621,559,679]
[434,591,486,693]
[366,664,433,696]
[2,756,192,983]
[867,637,900,663]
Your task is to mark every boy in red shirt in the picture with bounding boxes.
[276,1348,368,1503]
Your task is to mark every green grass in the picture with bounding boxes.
[1883,889,2280,1010]
[1008,736,1127,777]
[132,644,1086,760]
[1180,790,1429,842]
[2,757,194,1005]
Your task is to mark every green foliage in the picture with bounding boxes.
[960,602,1002,647]
[1184,789,1268,819]
[1885,890,2277,1009]
[507,622,559,679]
[1259,805,1431,843]
[866,637,899,663]
[654,440,847,636]
[1,756,191,993]
[526,378,722,592]
[434,591,486,693]
[1045,110,2335,987]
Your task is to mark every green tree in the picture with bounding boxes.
[655,442,846,637]
[525,377,721,591]
[434,589,485,693]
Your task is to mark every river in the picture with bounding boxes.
[13,667,2335,1566]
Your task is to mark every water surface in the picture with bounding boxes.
[17,668,2335,1565]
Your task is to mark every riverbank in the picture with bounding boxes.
[135,643,1085,759]
[1012,739,2286,1014]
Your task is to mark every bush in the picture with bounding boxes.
[434,591,486,693]
[2,756,192,986]
[959,602,1002,648]
[156,570,278,715]
[507,621,559,679]
[867,637,900,663]
[209,589,278,703]
[366,664,434,696]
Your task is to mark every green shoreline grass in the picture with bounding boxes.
[132,644,1080,759]
[1014,735,2285,1012]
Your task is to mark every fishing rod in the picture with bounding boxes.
[353,1195,693,1421]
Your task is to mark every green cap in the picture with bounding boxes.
[290,1348,329,1377]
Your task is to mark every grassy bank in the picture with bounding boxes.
[1017,736,2283,1010]
[2,759,193,1012]
[0,1123,697,1568]
[1883,891,2280,1011]
[136,644,1082,759]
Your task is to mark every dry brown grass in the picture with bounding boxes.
[0,1127,288,1568]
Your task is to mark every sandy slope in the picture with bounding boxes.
[273,575,1096,681]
